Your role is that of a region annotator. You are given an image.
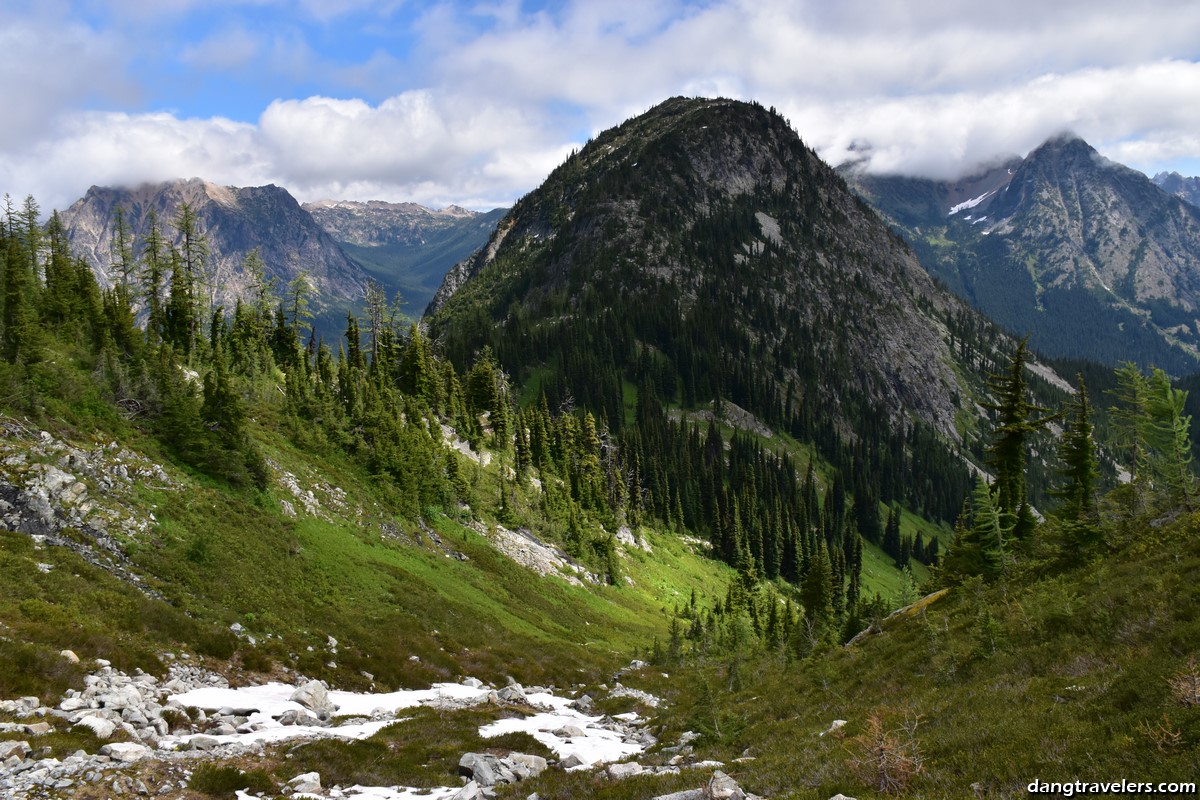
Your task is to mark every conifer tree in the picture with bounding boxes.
[1053,375,1100,540]
[983,339,1054,544]
[140,208,168,342]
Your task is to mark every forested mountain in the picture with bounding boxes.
[843,134,1200,372]
[305,200,505,316]
[429,96,1072,582]
[61,179,367,311]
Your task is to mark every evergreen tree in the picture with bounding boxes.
[983,339,1054,544]
[1053,375,1101,543]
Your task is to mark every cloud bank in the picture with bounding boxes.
[2,0,1199,211]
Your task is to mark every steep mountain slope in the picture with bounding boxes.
[305,200,505,315]
[433,98,987,437]
[61,178,367,307]
[844,135,1200,372]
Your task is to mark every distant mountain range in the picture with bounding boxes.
[60,180,504,333]
[61,179,366,310]
[841,135,1200,373]
[59,126,1200,378]
[1155,171,1200,209]
[304,200,507,317]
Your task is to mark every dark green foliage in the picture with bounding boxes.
[983,339,1054,543]
[188,764,274,797]
[1053,375,1101,546]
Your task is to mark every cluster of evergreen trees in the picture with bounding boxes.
[21,187,1172,649]
[943,339,1196,583]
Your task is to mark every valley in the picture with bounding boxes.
[2,96,1199,800]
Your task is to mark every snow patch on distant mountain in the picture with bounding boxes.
[948,190,994,215]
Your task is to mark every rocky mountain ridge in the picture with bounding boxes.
[60,178,368,310]
[843,133,1200,371]
[430,96,1025,446]
[1155,170,1200,209]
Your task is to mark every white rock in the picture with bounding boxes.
[99,742,152,763]
[75,715,116,739]
[607,761,644,779]
[288,771,322,793]
[289,680,336,717]
[820,719,848,737]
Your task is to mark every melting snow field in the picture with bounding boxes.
[163,682,494,749]
[171,680,656,800]
[480,691,643,768]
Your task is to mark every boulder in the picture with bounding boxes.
[507,752,548,779]
[497,684,527,703]
[607,761,644,779]
[450,780,486,800]
[560,753,587,769]
[99,742,152,763]
[569,694,595,713]
[278,709,321,727]
[75,715,117,739]
[188,735,220,752]
[554,724,585,738]
[706,770,746,800]
[0,740,30,760]
[288,772,322,793]
[458,752,500,786]
[290,680,337,718]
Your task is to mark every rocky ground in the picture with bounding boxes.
[0,655,773,800]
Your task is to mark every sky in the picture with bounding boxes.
[3,0,1200,213]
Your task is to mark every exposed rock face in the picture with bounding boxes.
[845,134,1200,371]
[0,423,177,596]
[430,96,1002,442]
[305,199,480,247]
[60,178,367,310]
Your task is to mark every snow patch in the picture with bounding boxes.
[948,190,994,215]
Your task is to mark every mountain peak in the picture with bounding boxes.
[61,179,365,305]
[428,95,1000,445]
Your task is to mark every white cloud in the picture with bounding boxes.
[2,0,1200,210]
[0,15,132,149]
[798,60,1200,179]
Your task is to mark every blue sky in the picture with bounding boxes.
[3,0,1200,212]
